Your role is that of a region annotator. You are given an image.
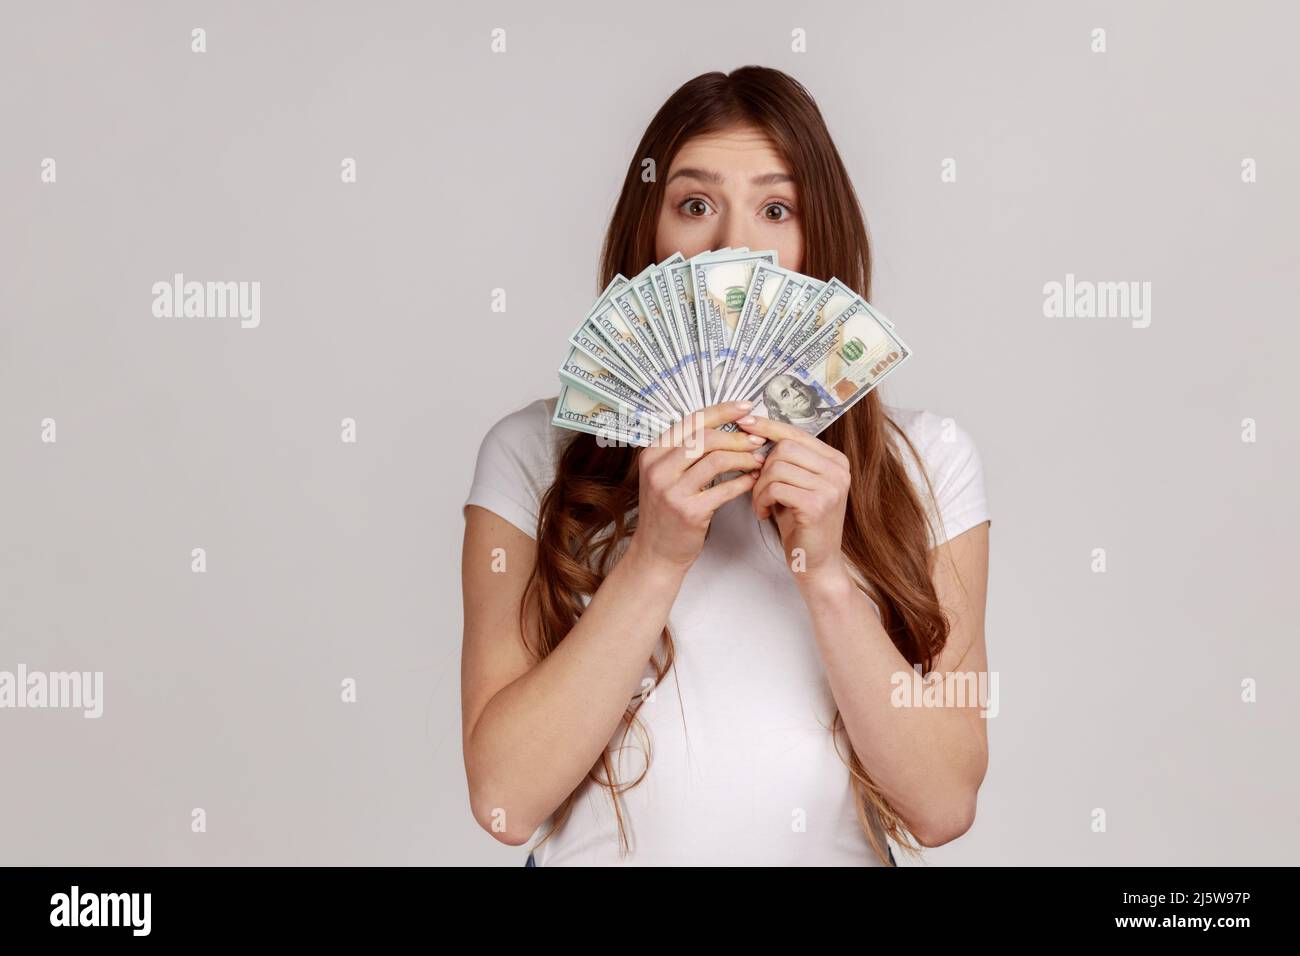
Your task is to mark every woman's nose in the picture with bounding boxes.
[719,213,751,251]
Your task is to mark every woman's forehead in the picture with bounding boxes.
[668,127,789,176]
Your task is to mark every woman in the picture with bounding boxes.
[461,67,991,866]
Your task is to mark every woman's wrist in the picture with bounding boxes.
[793,556,858,605]
[620,538,692,589]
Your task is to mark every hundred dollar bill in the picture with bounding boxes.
[581,290,691,417]
[727,274,806,401]
[794,277,894,334]
[569,280,679,419]
[661,258,706,408]
[566,294,678,414]
[552,383,666,447]
[748,277,857,392]
[690,249,777,404]
[564,326,645,397]
[640,254,703,409]
[658,247,748,397]
[559,345,673,429]
[612,272,693,412]
[566,274,628,355]
[717,262,799,402]
[748,294,911,439]
[732,276,824,400]
[745,276,894,400]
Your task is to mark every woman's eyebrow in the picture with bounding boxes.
[665,167,794,187]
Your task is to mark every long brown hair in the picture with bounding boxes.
[522,66,949,866]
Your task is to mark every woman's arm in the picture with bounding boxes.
[738,413,990,848]
[461,402,761,845]
[798,523,990,847]
[461,506,688,844]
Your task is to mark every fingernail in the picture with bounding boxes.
[738,415,756,425]
[736,401,753,410]
[752,449,765,461]
[748,434,765,445]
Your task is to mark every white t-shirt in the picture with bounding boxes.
[464,397,990,866]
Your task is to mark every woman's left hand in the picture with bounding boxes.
[735,414,852,586]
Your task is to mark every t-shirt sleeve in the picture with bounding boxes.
[894,410,991,548]
[930,419,990,545]
[463,400,558,539]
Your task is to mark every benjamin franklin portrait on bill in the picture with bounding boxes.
[760,374,841,429]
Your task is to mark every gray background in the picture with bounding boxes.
[2,0,1297,865]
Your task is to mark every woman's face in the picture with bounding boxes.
[654,125,804,272]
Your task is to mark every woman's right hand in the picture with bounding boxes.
[626,401,767,573]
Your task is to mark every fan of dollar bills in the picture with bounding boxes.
[553,248,912,446]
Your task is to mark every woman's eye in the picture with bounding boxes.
[681,198,712,217]
[762,202,793,222]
